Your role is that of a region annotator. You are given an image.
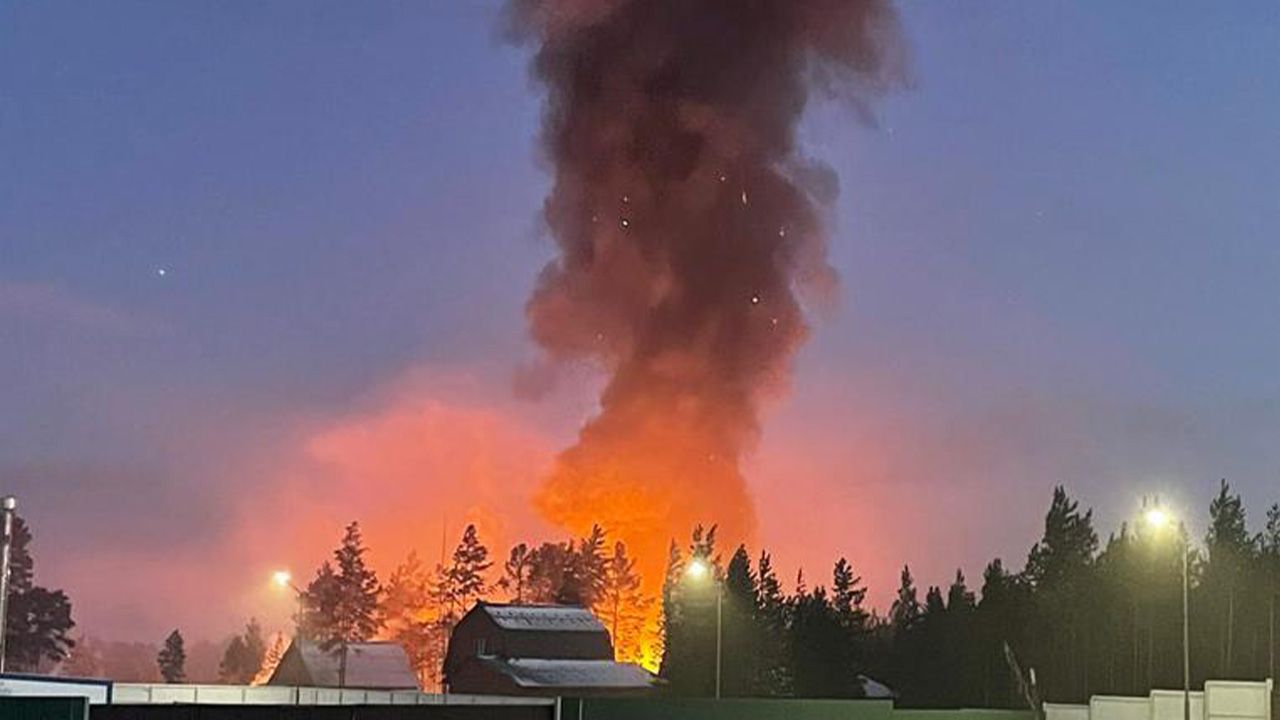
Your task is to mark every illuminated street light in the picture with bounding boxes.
[1142,500,1190,720]
[683,556,721,700]
[1144,506,1170,530]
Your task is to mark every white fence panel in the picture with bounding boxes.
[1152,689,1204,720]
[111,685,152,703]
[0,677,112,704]
[391,691,423,705]
[191,685,245,704]
[242,686,297,704]
[1046,702,1090,720]
[147,685,198,704]
[107,684,564,707]
[338,688,369,704]
[1205,680,1272,720]
[1092,694,1152,720]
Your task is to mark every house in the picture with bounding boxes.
[266,639,419,690]
[444,602,655,697]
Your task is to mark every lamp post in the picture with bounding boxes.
[685,557,722,700]
[1144,504,1190,720]
[0,495,16,674]
[272,569,304,620]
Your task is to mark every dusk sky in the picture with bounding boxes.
[3,1,1279,646]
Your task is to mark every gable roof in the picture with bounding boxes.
[479,603,608,633]
[480,657,655,689]
[271,640,419,690]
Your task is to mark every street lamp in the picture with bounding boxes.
[272,569,295,590]
[0,495,17,674]
[271,569,305,631]
[1143,502,1190,720]
[684,557,722,700]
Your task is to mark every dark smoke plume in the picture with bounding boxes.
[507,0,907,639]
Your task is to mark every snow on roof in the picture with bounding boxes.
[857,674,897,699]
[485,658,655,689]
[480,604,607,633]
[294,641,419,690]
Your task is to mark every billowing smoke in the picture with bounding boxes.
[507,0,906,647]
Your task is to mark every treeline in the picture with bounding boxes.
[658,482,1280,705]
[276,482,1280,705]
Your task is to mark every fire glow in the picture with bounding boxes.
[507,0,908,666]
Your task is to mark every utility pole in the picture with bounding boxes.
[0,495,17,674]
[714,587,722,700]
[1182,542,1191,720]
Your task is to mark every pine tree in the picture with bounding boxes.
[1025,486,1099,590]
[524,541,573,604]
[977,559,1024,706]
[657,541,682,676]
[563,525,607,606]
[1264,503,1280,683]
[890,565,921,633]
[3,515,75,670]
[381,551,441,686]
[1205,480,1252,676]
[217,619,266,684]
[333,521,382,642]
[517,533,609,607]
[299,522,382,657]
[157,630,186,684]
[948,569,976,611]
[596,541,650,663]
[298,562,341,640]
[755,550,791,696]
[219,637,249,683]
[659,525,720,696]
[445,524,492,614]
[499,543,534,603]
[790,583,854,698]
[721,545,760,697]
[832,557,869,631]
[427,522,493,683]
[1024,486,1098,702]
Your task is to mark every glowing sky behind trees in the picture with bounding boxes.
[2,2,1279,644]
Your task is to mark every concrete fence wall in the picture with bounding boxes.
[110,684,555,708]
[1151,689,1205,720]
[1204,680,1273,720]
[1045,702,1090,720]
[1084,680,1273,720]
[1091,695,1154,720]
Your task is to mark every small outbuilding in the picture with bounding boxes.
[267,639,419,690]
[444,602,655,697]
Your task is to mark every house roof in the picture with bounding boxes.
[479,603,608,633]
[282,640,419,690]
[480,657,655,689]
[857,674,897,699]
